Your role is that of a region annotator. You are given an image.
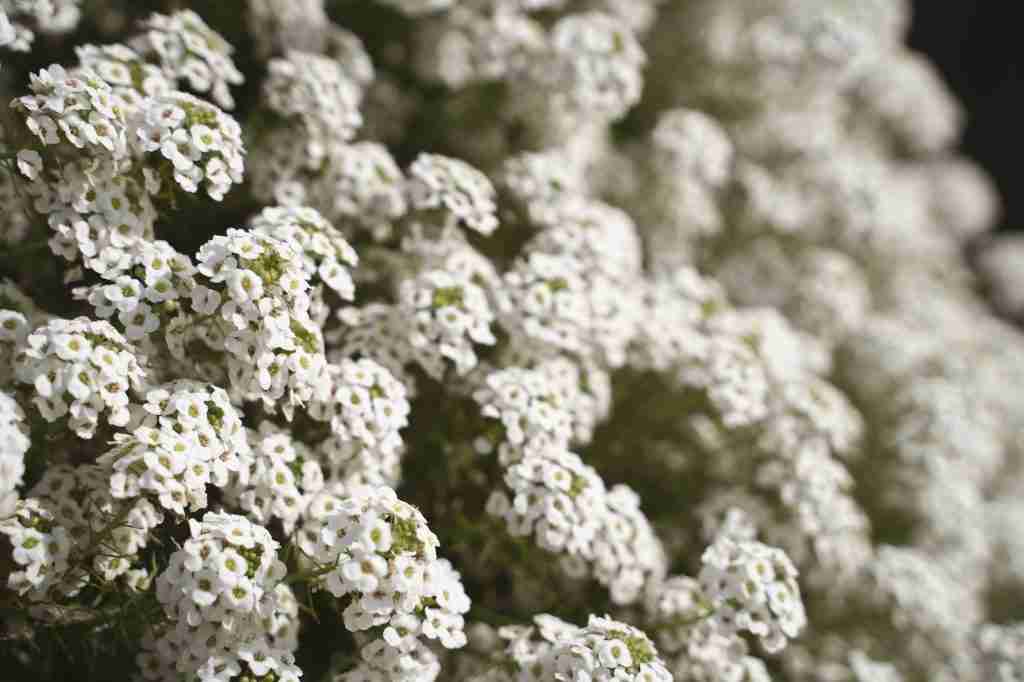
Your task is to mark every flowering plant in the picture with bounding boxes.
[1,2,1021,682]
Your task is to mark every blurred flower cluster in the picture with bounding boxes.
[0,1,1021,682]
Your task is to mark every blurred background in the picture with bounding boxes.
[911,2,1022,234]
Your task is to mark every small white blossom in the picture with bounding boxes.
[250,205,359,307]
[310,486,470,665]
[472,365,574,464]
[13,64,129,159]
[13,317,147,438]
[556,615,671,682]
[509,12,645,140]
[193,229,328,416]
[75,43,174,101]
[134,92,245,201]
[0,392,30,517]
[265,51,364,165]
[232,421,324,535]
[2,464,162,601]
[0,497,72,598]
[147,512,299,680]
[699,536,807,653]
[130,10,243,109]
[99,380,250,515]
[407,154,499,236]
[309,358,411,457]
[398,268,496,378]
[252,139,408,242]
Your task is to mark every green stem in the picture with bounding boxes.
[282,560,338,586]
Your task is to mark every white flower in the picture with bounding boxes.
[192,229,329,416]
[508,12,645,139]
[309,358,410,457]
[473,365,574,464]
[135,92,244,201]
[16,150,43,180]
[264,51,363,164]
[398,268,495,378]
[14,65,129,160]
[13,318,147,439]
[229,421,323,534]
[698,536,807,653]
[407,154,499,236]
[148,512,297,679]
[98,380,249,515]
[130,10,243,109]
[306,485,469,667]
[249,205,359,310]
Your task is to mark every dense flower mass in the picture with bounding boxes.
[99,380,249,515]
[12,317,147,438]
[145,511,300,681]
[1,2,1021,682]
[134,91,245,201]
[0,391,29,516]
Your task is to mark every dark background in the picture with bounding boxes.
[910,2,1021,233]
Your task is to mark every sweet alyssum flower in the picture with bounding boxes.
[1,3,1022,682]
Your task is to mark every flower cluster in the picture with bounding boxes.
[252,139,408,242]
[38,465,162,589]
[145,512,300,681]
[463,614,671,682]
[0,282,47,384]
[75,239,196,344]
[487,448,666,604]
[308,358,410,458]
[0,497,72,598]
[398,268,496,378]
[0,1,81,52]
[534,355,611,447]
[12,317,147,438]
[317,432,404,491]
[2,464,162,602]
[508,12,645,142]
[593,485,667,605]
[129,10,244,109]
[232,421,324,535]
[249,205,359,321]
[472,365,574,464]
[309,486,470,677]
[499,251,591,358]
[627,267,728,376]
[74,43,173,101]
[192,228,327,415]
[550,615,672,682]
[329,303,417,388]
[412,7,544,89]
[264,51,363,164]
[407,154,500,237]
[245,0,330,57]
[99,380,249,515]
[698,535,808,653]
[0,391,29,516]
[30,159,160,275]
[505,200,643,368]
[487,449,605,571]
[13,65,128,160]
[525,198,643,283]
[5,19,247,275]
[134,92,245,200]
